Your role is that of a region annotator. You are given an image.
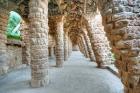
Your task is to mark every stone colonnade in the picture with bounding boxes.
[11,0,140,93]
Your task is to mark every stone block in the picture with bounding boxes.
[114,20,128,29]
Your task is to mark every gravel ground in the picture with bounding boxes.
[0,51,124,93]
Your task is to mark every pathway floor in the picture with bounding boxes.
[0,51,124,93]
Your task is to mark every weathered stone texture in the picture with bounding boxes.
[85,14,113,67]
[99,0,140,92]
[21,21,31,65]
[68,37,72,56]
[83,29,95,61]
[81,35,89,58]
[64,31,69,61]
[55,18,64,67]
[0,0,140,92]
[78,36,89,58]
[7,45,22,69]
[48,34,55,59]
[0,7,9,75]
[29,0,49,87]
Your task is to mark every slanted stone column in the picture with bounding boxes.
[78,43,82,53]
[82,35,89,58]
[0,7,9,75]
[83,29,95,61]
[64,31,68,61]
[78,40,84,54]
[29,0,49,87]
[85,14,113,67]
[55,16,64,67]
[80,35,89,58]
[68,37,72,57]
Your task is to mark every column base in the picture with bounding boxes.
[64,58,68,61]
[96,62,106,69]
[30,78,49,88]
[90,57,95,62]
[56,64,63,68]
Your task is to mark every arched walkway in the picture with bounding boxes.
[0,51,124,93]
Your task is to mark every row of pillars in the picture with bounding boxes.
[28,0,114,87]
[29,0,75,86]
[48,32,71,63]
[0,0,139,93]
[0,0,114,88]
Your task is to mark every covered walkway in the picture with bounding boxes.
[0,51,124,93]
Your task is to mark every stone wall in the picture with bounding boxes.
[99,0,140,93]
[0,7,9,75]
[0,4,28,75]
[7,45,23,70]
[21,21,31,65]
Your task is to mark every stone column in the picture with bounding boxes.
[85,15,113,67]
[83,29,95,61]
[48,47,51,57]
[78,41,84,54]
[78,41,83,53]
[29,0,49,87]
[0,7,9,75]
[68,37,72,57]
[78,43,83,53]
[54,47,56,55]
[79,36,89,58]
[55,16,64,67]
[64,31,68,61]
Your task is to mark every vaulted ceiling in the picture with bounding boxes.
[2,0,98,43]
[5,0,98,18]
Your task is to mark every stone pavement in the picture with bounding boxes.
[0,51,124,93]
